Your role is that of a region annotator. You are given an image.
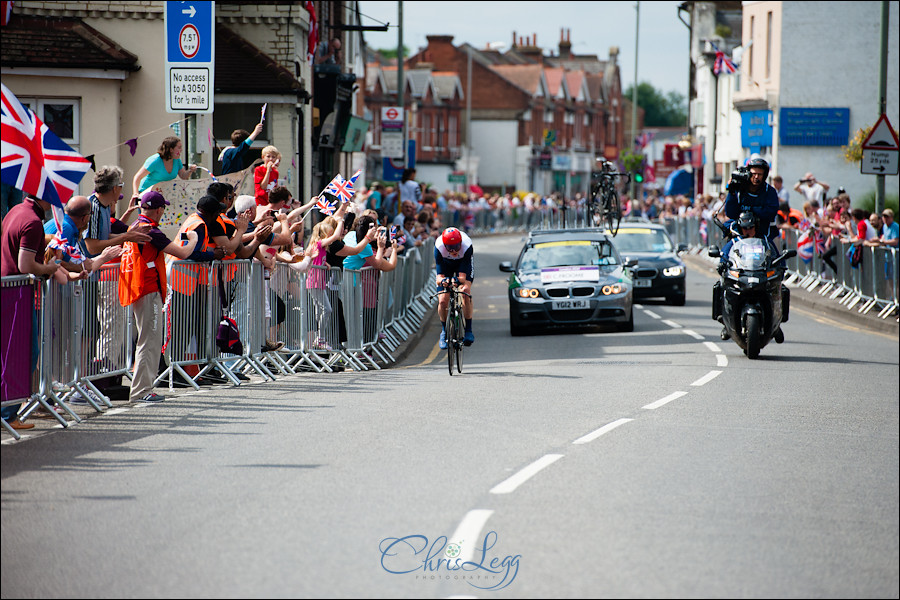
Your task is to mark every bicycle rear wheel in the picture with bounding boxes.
[446,316,457,375]
[605,185,620,236]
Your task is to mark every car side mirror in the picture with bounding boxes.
[499,261,514,272]
[708,245,720,258]
[677,243,688,254]
[624,258,638,268]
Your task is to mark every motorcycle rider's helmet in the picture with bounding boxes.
[737,211,758,230]
[442,227,463,251]
[746,157,770,181]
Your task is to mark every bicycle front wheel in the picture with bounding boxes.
[446,317,457,375]
[605,185,620,236]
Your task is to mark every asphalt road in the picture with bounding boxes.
[2,234,898,599]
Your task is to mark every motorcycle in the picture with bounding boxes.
[708,227,796,359]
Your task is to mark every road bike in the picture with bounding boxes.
[433,279,470,375]
[589,169,630,236]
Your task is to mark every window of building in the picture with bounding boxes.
[19,98,81,147]
[448,114,458,148]
[766,11,772,80]
[749,16,755,79]
[212,103,271,175]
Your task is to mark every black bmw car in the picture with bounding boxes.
[609,220,688,305]
[499,229,636,335]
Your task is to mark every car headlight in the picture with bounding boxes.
[601,284,624,295]
[663,265,684,277]
[515,288,541,298]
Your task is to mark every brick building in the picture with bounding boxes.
[394,30,630,196]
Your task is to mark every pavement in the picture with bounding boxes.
[681,252,899,337]
[2,302,438,444]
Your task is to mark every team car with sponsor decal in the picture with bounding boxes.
[499,229,636,335]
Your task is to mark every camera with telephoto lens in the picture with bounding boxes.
[727,166,752,193]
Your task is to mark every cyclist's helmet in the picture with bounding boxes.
[442,227,463,252]
[737,211,757,230]
[747,157,770,181]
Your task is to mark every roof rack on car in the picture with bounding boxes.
[528,227,605,237]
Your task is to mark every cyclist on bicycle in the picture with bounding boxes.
[435,227,474,349]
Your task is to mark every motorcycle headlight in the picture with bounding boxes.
[663,265,684,277]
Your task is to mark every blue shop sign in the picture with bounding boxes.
[741,110,773,150]
[780,107,850,146]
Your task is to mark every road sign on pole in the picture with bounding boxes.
[860,114,899,176]
[165,1,215,114]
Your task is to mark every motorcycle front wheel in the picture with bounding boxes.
[745,313,761,359]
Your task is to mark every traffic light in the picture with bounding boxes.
[633,168,644,183]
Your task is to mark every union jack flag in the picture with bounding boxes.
[711,42,737,76]
[1,82,91,208]
[324,174,354,204]
[315,196,337,216]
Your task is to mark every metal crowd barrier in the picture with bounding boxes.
[660,216,899,320]
[2,244,439,435]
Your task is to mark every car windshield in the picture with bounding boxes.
[609,228,674,253]
[519,240,617,270]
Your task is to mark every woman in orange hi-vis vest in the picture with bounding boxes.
[119,191,199,403]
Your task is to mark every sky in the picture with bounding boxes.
[357,1,691,96]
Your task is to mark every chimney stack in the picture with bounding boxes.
[559,27,572,60]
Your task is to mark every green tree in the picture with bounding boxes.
[624,82,687,127]
[376,46,410,60]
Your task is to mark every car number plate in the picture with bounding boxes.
[552,300,589,310]
[634,278,652,287]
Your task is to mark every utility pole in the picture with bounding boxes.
[631,1,640,203]
[876,0,889,215]
[398,1,405,169]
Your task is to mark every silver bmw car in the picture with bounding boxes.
[499,229,636,335]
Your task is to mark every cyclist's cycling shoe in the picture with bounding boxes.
[439,329,448,350]
[463,330,475,346]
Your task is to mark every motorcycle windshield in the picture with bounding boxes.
[729,238,769,271]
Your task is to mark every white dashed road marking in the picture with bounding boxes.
[572,418,633,445]
[490,454,564,494]
[690,370,722,386]
[643,391,688,410]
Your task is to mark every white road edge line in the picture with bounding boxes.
[691,370,723,386]
[490,454,564,495]
[716,354,728,367]
[704,341,722,353]
[682,329,704,340]
[573,418,633,445]
[448,509,495,565]
[105,408,130,416]
[662,319,682,328]
[643,309,661,319]
[643,391,688,410]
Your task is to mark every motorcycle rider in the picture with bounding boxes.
[724,157,780,254]
[718,211,759,272]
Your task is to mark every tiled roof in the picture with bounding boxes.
[489,64,544,96]
[431,72,463,101]
[0,16,139,71]
[544,67,566,98]
[215,24,305,95]
[565,70,586,102]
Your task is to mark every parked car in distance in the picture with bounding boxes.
[608,220,687,305]
[499,228,636,335]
